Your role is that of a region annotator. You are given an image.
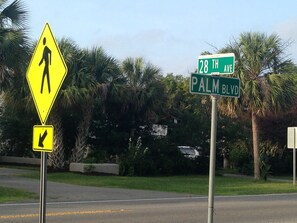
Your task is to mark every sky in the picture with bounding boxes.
[22,0,297,75]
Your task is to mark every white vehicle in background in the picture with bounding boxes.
[178,146,201,159]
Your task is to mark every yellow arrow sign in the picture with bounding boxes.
[33,125,54,152]
[26,23,67,124]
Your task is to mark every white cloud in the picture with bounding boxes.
[274,18,297,64]
[93,29,199,75]
[95,29,165,57]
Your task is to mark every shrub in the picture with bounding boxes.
[84,164,95,173]
[120,137,155,176]
[259,140,284,180]
[229,140,253,175]
[120,137,209,176]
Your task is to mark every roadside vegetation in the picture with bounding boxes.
[0,186,37,203]
[1,0,297,182]
[1,165,297,204]
[20,170,297,196]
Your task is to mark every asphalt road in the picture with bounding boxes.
[1,167,297,223]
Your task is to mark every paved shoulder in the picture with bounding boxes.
[0,167,191,203]
[0,167,35,176]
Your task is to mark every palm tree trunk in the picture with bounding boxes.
[48,110,65,170]
[222,148,230,169]
[223,157,230,169]
[252,111,260,180]
[70,105,93,163]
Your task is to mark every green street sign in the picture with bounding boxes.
[190,73,240,98]
[197,53,235,75]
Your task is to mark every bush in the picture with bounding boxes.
[120,137,209,176]
[259,140,286,179]
[229,140,253,175]
[192,156,209,174]
[120,137,156,176]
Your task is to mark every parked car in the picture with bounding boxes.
[178,146,201,159]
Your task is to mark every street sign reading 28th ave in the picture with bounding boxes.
[194,53,239,223]
[191,53,240,98]
[197,53,235,75]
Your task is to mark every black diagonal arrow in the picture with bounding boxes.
[38,130,48,148]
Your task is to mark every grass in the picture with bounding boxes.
[0,164,39,171]
[0,186,37,203]
[23,171,297,196]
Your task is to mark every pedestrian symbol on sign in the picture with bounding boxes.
[39,37,52,94]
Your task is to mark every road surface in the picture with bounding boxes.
[1,167,297,223]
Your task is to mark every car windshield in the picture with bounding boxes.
[180,148,195,155]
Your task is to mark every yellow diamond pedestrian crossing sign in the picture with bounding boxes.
[26,23,67,124]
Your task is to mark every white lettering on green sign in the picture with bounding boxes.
[190,73,240,98]
[198,76,220,94]
[212,59,219,69]
[197,53,235,75]
[221,84,239,96]
[224,64,233,73]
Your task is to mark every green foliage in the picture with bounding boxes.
[217,114,251,168]
[23,171,297,196]
[1,26,297,178]
[260,161,272,181]
[83,164,95,173]
[220,32,297,180]
[0,99,37,157]
[259,114,296,175]
[259,140,284,180]
[0,0,31,92]
[0,186,37,203]
[147,138,188,175]
[120,137,154,176]
[229,140,253,175]
[120,137,209,176]
[161,74,211,147]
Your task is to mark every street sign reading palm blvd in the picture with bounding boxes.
[190,73,240,98]
[26,23,67,124]
[197,53,235,75]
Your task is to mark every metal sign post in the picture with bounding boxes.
[293,146,296,185]
[287,127,297,186]
[39,152,47,223]
[26,23,68,223]
[190,53,239,223]
[207,95,218,223]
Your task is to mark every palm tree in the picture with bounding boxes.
[0,0,32,156]
[0,0,30,91]
[48,38,92,169]
[219,32,297,179]
[0,0,31,105]
[119,57,163,137]
[47,40,120,167]
[69,47,119,163]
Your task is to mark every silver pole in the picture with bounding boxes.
[39,152,47,223]
[293,128,296,186]
[293,147,296,186]
[207,95,218,223]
